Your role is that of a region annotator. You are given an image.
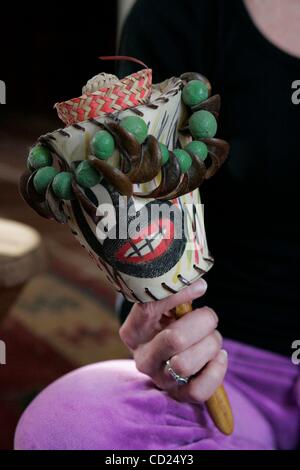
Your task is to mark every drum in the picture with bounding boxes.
[0,218,46,322]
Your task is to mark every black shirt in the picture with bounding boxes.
[117,0,300,356]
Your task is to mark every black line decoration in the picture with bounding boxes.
[193,264,206,275]
[88,118,104,127]
[177,274,191,286]
[58,129,71,137]
[161,282,177,294]
[130,290,142,302]
[145,288,158,301]
[73,123,86,132]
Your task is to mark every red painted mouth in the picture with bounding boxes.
[116,219,174,264]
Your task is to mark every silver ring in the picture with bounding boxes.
[165,359,189,385]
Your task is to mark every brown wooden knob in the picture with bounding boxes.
[175,302,234,435]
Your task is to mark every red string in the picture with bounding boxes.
[99,56,148,69]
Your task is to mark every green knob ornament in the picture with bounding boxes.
[28,145,53,170]
[33,166,59,194]
[120,116,148,144]
[52,172,73,200]
[173,149,192,173]
[182,80,209,107]
[189,110,217,139]
[91,130,115,160]
[184,141,208,161]
[159,143,170,165]
[75,160,101,188]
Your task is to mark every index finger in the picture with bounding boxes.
[120,278,207,349]
[149,278,207,316]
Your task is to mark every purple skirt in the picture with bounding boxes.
[14,339,300,450]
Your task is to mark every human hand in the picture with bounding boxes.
[119,279,228,403]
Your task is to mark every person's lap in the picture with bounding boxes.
[14,339,300,450]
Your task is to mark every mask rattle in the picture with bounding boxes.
[20,57,233,435]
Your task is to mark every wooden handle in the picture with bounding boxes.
[175,302,234,435]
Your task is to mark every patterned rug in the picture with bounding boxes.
[0,260,129,450]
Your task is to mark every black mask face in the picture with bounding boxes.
[72,182,186,279]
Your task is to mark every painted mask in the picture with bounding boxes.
[20,65,229,303]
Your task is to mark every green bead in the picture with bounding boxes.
[184,141,208,161]
[182,80,208,107]
[33,166,59,194]
[28,145,53,170]
[120,116,148,144]
[52,172,73,200]
[173,149,192,173]
[189,110,217,139]
[159,143,169,165]
[75,160,101,188]
[91,130,115,160]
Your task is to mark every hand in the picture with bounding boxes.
[119,279,228,403]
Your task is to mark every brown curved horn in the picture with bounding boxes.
[201,138,230,179]
[134,151,181,199]
[90,157,133,197]
[128,135,162,183]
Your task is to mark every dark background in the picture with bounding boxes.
[0,4,118,120]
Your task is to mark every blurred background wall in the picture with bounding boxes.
[118,0,136,40]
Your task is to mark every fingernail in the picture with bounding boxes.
[215,330,223,344]
[217,349,228,365]
[206,306,218,323]
[191,278,207,294]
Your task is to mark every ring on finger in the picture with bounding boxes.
[165,359,190,386]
